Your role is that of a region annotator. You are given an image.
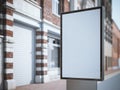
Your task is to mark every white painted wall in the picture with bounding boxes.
[14,12,40,28]
[43,20,60,82]
[13,0,41,29]
[14,0,41,21]
[43,19,60,34]
[104,40,112,57]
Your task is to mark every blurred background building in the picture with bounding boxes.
[0,0,120,90]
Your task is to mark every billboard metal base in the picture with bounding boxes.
[67,80,97,90]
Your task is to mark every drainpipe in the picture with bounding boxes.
[1,0,6,90]
[40,0,44,83]
[0,2,4,89]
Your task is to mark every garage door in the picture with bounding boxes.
[14,23,35,86]
[0,38,3,90]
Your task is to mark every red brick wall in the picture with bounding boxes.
[112,35,119,66]
[36,0,41,5]
[112,21,120,67]
[64,0,70,12]
[41,0,70,26]
[42,0,60,26]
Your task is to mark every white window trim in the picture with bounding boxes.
[24,0,41,9]
[48,33,60,69]
[29,0,38,4]
[52,0,60,17]
[48,67,60,71]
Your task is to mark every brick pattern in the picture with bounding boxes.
[0,0,70,87]
[5,73,13,80]
[112,21,120,67]
[5,52,13,58]
[6,19,13,26]
[102,0,113,74]
[43,0,60,26]
[6,8,13,15]
[42,0,70,26]
[4,4,14,80]
[36,71,47,75]
[36,31,48,36]
[5,63,13,69]
[36,55,47,59]
[36,63,47,67]
[64,0,70,12]
[2,0,14,89]
[36,39,48,43]
[7,0,13,4]
[6,30,13,37]
[35,30,48,83]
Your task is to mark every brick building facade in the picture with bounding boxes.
[0,0,70,90]
[112,20,120,70]
[0,0,120,90]
[0,0,15,90]
[102,0,113,74]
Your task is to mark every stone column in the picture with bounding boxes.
[35,29,48,83]
[2,0,16,90]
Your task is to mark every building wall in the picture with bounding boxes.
[3,0,120,89]
[0,0,16,90]
[112,20,120,69]
[41,0,70,26]
[42,0,60,26]
[41,0,70,82]
[0,0,43,89]
[13,0,47,85]
[70,0,96,11]
[63,0,70,12]
[12,0,70,86]
[14,0,41,21]
[102,0,112,74]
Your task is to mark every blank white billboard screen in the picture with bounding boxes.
[61,7,103,80]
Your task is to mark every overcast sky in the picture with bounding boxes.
[112,0,120,29]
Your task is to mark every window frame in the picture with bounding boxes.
[28,0,38,5]
[47,32,60,70]
[52,0,60,16]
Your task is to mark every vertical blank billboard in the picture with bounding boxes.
[61,7,104,81]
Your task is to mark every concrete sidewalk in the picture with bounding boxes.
[16,80,66,90]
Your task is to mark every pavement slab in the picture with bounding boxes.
[16,80,66,90]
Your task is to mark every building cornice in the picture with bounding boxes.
[14,9,42,22]
[43,19,60,30]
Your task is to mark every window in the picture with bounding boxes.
[105,56,112,71]
[105,25,112,44]
[48,37,60,69]
[52,0,60,15]
[105,56,108,71]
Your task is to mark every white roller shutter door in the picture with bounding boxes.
[14,23,35,86]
